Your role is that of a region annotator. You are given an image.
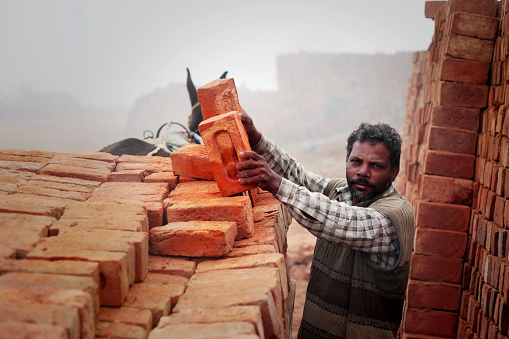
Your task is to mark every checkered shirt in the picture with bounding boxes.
[253,134,400,269]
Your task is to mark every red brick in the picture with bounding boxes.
[147,255,196,279]
[505,200,509,229]
[468,294,481,331]
[473,182,481,212]
[149,221,237,257]
[480,313,490,338]
[40,163,111,183]
[484,161,494,189]
[170,144,214,180]
[124,278,187,327]
[440,56,490,84]
[197,78,241,121]
[497,167,507,197]
[427,125,478,154]
[500,229,508,258]
[492,164,502,192]
[0,193,67,219]
[158,305,264,338]
[439,80,489,110]
[500,300,509,334]
[501,137,509,167]
[150,322,258,339]
[480,186,490,216]
[166,195,254,240]
[431,105,480,132]
[504,106,509,136]
[486,190,498,220]
[95,322,147,339]
[26,246,128,307]
[450,12,499,40]
[449,0,499,18]
[460,290,471,319]
[490,136,503,162]
[446,34,495,63]
[416,201,471,231]
[505,172,509,199]
[0,323,67,339]
[494,195,506,227]
[423,149,475,179]
[404,308,458,338]
[143,171,179,191]
[410,253,464,283]
[420,174,473,205]
[415,228,467,258]
[407,279,461,311]
[199,111,257,196]
[424,1,445,19]
[107,170,145,182]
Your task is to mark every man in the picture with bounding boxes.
[237,112,415,339]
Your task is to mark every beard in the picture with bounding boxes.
[347,176,391,204]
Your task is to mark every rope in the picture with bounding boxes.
[144,121,173,156]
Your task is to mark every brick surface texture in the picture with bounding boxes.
[0,148,293,338]
[398,0,509,337]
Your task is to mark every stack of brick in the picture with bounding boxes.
[397,0,509,337]
[0,140,293,336]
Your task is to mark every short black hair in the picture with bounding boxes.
[346,122,402,169]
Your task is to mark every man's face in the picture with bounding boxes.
[346,141,399,205]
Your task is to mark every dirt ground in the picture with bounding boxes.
[286,220,316,339]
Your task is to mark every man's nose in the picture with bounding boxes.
[357,164,370,178]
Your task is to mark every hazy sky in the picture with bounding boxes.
[0,0,436,106]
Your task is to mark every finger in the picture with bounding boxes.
[237,167,260,178]
[236,158,262,171]
[238,174,261,185]
[238,150,261,160]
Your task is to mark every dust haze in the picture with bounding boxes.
[0,0,435,176]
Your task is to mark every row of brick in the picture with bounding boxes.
[398,0,502,338]
[0,145,294,338]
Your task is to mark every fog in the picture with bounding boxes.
[0,0,436,153]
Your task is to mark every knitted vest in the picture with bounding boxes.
[298,179,415,339]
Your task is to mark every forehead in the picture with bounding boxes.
[349,141,391,162]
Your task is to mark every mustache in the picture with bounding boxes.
[349,178,375,188]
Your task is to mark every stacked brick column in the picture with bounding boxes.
[398,0,505,337]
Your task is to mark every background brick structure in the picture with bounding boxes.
[397,0,509,337]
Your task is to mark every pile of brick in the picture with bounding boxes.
[0,145,294,338]
[397,0,509,337]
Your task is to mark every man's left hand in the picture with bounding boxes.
[237,150,282,195]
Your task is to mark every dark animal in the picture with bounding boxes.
[99,69,228,157]
[187,68,228,134]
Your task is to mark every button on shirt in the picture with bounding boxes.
[252,134,400,269]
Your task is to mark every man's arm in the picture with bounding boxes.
[237,112,330,194]
[277,178,397,254]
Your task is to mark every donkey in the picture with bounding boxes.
[187,67,228,134]
[99,68,228,157]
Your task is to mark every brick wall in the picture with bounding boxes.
[397,0,509,337]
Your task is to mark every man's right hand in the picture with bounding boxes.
[237,150,282,195]
[239,111,262,147]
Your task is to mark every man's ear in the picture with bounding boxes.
[390,166,400,182]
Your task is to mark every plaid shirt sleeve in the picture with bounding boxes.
[253,134,400,268]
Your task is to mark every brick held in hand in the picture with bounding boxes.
[199,111,257,197]
[149,221,237,257]
[197,78,241,121]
